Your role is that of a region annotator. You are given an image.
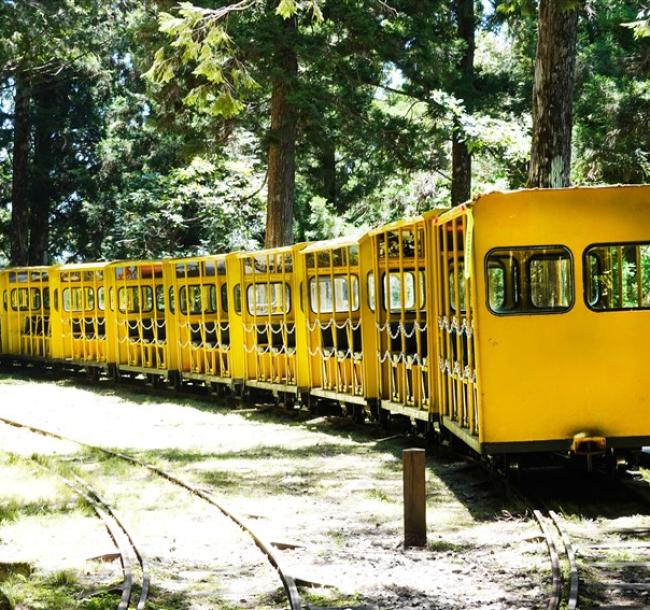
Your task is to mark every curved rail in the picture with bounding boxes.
[32,460,148,609]
[532,509,562,610]
[0,415,303,610]
[548,510,578,610]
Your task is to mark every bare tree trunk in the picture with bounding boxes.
[11,72,30,266]
[28,79,55,265]
[265,16,297,248]
[320,142,339,213]
[528,0,580,188]
[451,0,474,206]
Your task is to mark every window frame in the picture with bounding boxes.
[382,270,426,312]
[583,240,650,313]
[308,274,360,314]
[178,284,217,316]
[246,282,291,316]
[117,286,154,314]
[484,245,575,316]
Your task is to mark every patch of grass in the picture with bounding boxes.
[427,539,467,553]
[0,498,75,523]
[198,470,240,489]
[365,489,394,503]
[142,442,366,465]
[1,572,194,610]
[301,588,362,608]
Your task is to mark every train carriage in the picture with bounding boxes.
[369,217,438,427]
[234,244,309,403]
[300,234,378,418]
[49,262,113,376]
[107,260,172,382]
[0,266,52,361]
[165,255,244,392]
[428,185,650,461]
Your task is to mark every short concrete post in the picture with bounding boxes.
[403,448,426,547]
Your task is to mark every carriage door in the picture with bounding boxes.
[435,211,479,439]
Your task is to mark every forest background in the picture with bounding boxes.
[0,0,649,265]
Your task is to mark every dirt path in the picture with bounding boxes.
[0,373,547,609]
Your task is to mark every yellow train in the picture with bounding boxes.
[2,185,649,466]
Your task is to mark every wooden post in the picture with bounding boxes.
[403,448,426,547]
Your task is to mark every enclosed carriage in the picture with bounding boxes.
[49,263,113,374]
[0,266,52,361]
[428,185,650,459]
[165,255,244,391]
[368,217,437,426]
[106,260,171,381]
[300,235,377,416]
[234,244,309,402]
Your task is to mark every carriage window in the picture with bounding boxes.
[118,286,153,313]
[368,273,376,311]
[63,287,83,312]
[233,284,241,314]
[11,288,29,311]
[221,283,228,312]
[31,288,42,310]
[179,285,217,315]
[488,263,505,311]
[585,242,650,311]
[246,283,290,315]
[449,262,465,311]
[309,275,359,313]
[155,285,165,312]
[168,287,175,313]
[529,254,572,309]
[84,288,94,311]
[384,271,425,311]
[486,246,572,314]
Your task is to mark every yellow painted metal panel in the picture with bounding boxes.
[472,186,650,448]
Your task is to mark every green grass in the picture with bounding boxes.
[0,570,194,610]
[301,588,362,608]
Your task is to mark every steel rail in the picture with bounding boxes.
[532,509,562,610]
[548,510,578,610]
[70,472,150,610]
[31,460,146,609]
[0,415,303,610]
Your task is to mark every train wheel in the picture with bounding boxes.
[352,404,365,425]
[170,372,183,393]
[378,407,390,430]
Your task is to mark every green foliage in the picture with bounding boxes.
[573,1,650,184]
[624,9,650,38]
[1,0,648,263]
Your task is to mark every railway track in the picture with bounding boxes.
[34,460,149,610]
[513,466,650,610]
[0,415,304,610]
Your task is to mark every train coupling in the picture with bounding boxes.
[571,433,606,471]
[571,433,607,456]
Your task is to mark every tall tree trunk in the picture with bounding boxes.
[265,16,297,248]
[528,0,580,188]
[451,0,474,206]
[11,72,30,266]
[28,79,55,265]
[320,142,339,213]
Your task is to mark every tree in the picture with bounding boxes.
[451,0,476,205]
[0,0,129,264]
[145,1,311,248]
[527,0,582,187]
